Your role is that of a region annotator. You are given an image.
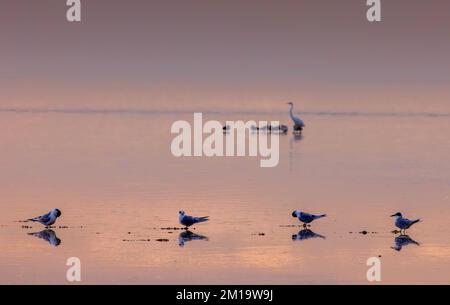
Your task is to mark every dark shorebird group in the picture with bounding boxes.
[22,208,421,251]
[23,209,421,233]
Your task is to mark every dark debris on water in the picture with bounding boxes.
[349,231,378,235]
[160,227,194,231]
[279,224,310,228]
[122,239,151,242]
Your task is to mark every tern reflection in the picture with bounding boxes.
[391,235,420,251]
[28,229,61,247]
[178,230,208,247]
[292,229,326,241]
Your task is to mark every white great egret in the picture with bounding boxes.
[287,102,305,132]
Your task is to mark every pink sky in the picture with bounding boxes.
[0,0,449,110]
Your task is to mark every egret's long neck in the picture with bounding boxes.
[289,104,294,119]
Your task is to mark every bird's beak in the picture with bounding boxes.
[390,214,395,217]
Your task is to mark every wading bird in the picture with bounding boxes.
[26,209,62,227]
[391,212,420,234]
[179,210,209,230]
[287,102,305,133]
[292,210,326,227]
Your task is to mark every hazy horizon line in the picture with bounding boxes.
[0,107,449,118]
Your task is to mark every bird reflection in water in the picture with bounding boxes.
[28,229,61,247]
[289,134,304,172]
[292,229,326,241]
[178,230,208,247]
[293,134,304,142]
[391,235,420,251]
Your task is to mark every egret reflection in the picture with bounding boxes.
[293,134,304,141]
[289,134,304,172]
[28,229,61,247]
[178,230,208,247]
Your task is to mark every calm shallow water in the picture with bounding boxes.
[1,109,450,284]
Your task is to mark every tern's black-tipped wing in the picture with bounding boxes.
[30,212,51,223]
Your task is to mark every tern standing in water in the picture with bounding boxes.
[292,210,326,227]
[391,212,420,234]
[179,210,209,230]
[26,209,62,227]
